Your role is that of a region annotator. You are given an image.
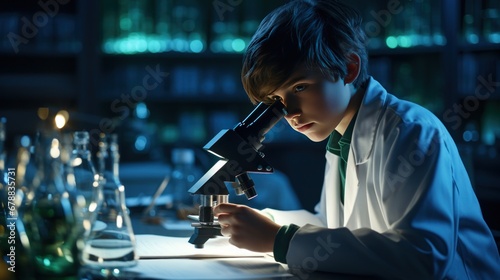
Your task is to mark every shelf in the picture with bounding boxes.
[101,51,244,61]
[368,45,446,56]
[96,93,249,103]
[0,47,81,57]
[0,0,499,150]
[0,74,77,99]
[458,42,500,53]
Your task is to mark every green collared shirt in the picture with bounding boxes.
[273,114,358,264]
[326,113,357,204]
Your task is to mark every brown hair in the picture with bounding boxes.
[241,0,369,104]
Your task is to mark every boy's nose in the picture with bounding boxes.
[283,98,300,119]
[284,109,301,121]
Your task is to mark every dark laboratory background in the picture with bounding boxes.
[0,0,499,244]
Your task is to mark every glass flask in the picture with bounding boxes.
[69,131,101,226]
[22,131,85,278]
[81,133,138,272]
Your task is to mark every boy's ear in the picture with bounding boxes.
[344,53,361,85]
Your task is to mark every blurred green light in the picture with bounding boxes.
[434,34,447,46]
[222,38,233,52]
[148,39,161,53]
[119,39,135,54]
[113,40,121,53]
[483,131,495,145]
[232,38,245,52]
[398,36,412,48]
[103,40,114,53]
[386,36,398,49]
[119,17,132,31]
[135,38,148,53]
[190,40,204,53]
[466,34,478,44]
[173,38,187,52]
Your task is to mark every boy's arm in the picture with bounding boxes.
[287,225,433,279]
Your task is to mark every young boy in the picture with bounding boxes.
[213,0,500,279]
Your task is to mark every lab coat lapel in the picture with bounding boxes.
[342,77,384,228]
[343,149,360,227]
[324,153,342,228]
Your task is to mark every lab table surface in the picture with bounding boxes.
[96,212,374,280]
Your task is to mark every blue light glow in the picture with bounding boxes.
[232,38,245,52]
[148,39,161,53]
[190,40,204,53]
[386,36,398,49]
[134,135,148,151]
[223,38,233,52]
[398,36,412,48]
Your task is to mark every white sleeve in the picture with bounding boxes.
[259,208,324,227]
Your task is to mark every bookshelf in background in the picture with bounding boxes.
[0,0,499,212]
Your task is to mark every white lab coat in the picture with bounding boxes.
[267,78,500,279]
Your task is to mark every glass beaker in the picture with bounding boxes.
[81,133,138,272]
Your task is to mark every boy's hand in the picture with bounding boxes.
[213,203,281,253]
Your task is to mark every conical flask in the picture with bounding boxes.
[81,133,138,270]
[22,131,84,278]
[69,131,101,228]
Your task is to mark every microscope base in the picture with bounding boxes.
[188,223,223,249]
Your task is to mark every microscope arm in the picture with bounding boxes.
[187,100,287,249]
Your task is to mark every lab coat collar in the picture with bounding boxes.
[350,77,387,165]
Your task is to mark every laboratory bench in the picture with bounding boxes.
[113,211,373,280]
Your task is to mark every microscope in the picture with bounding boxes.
[188,99,287,248]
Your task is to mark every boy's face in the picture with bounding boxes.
[269,65,354,142]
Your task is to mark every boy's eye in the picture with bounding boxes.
[294,84,307,92]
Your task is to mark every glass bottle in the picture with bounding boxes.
[81,133,137,273]
[69,131,100,227]
[22,131,84,278]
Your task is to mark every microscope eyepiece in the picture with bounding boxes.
[234,99,287,151]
